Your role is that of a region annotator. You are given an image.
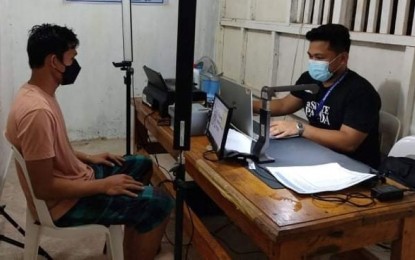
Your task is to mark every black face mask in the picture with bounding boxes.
[60,59,81,85]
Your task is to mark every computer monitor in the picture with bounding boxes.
[219,77,253,137]
[206,94,233,159]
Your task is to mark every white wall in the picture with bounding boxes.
[0,0,219,138]
[0,0,219,178]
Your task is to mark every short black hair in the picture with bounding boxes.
[27,24,79,69]
[305,24,351,53]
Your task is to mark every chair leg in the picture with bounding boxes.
[1,205,52,259]
[0,205,26,249]
[24,211,41,260]
[107,225,124,260]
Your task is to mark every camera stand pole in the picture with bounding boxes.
[174,152,186,259]
[113,61,134,155]
[173,0,197,258]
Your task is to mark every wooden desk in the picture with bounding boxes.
[134,97,415,259]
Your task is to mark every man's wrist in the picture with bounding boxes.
[296,121,304,136]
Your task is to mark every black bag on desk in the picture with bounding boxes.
[379,156,415,188]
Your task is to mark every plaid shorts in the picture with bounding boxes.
[54,155,174,233]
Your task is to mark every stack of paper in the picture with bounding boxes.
[266,163,375,194]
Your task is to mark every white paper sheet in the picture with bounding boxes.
[266,163,375,194]
[225,128,253,154]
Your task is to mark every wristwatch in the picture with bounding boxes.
[296,121,304,136]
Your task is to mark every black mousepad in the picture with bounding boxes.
[248,166,284,189]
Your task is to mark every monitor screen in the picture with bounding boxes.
[206,94,233,159]
[219,77,253,137]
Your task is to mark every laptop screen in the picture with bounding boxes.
[219,77,253,137]
[206,94,233,159]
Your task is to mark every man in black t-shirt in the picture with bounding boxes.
[254,24,381,168]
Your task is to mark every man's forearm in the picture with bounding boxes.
[253,100,262,114]
[302,124,366,153]
[37,177,107,200]
[26,156,105,200]
[253,94,303,116]
[74,150,91,163]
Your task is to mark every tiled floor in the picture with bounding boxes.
[0,138,390,259]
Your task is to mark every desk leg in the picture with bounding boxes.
[391,216,415,260]
[134,114,150,154]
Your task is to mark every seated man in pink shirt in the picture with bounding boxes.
[6,23,174,260]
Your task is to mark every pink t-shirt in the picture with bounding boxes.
[6,83,94,220]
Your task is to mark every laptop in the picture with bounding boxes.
[143,65,176,91]
[219,77,254,138]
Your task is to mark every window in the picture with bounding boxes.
[292,0,415,36]
[66,0,165,4]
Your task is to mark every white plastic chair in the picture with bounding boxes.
[4,134,124,260]
[388,135,415,158]
[0,149,11,203]
[379,110,401,157]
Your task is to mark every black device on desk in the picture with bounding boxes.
[206,94,259,161]
[142,65,206,117]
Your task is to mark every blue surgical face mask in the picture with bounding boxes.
[308,55,341,82]
[308,60,332,82]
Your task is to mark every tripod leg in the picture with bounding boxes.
[0,205,53,260]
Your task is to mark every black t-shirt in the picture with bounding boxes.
[291,69,381,168]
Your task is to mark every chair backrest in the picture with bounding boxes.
[388,136,415,158]
[3,132,56,227]
[0,139,12,201]
[379,110,401,157]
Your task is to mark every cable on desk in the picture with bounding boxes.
[311,192,376,207]
[152,153,160,165]
[159,163,172,178]
[135,110,156,151]
[212,220,233,235]
[143,111,156,133]
[142,111,172,181]
[149,154,173,178]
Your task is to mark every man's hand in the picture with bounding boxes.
[269,120,299,138]
[26,157,137,200]
[103,174,144,197]
[269,120,368,153]
[88,152,125,167]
